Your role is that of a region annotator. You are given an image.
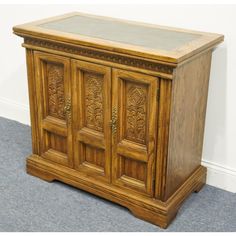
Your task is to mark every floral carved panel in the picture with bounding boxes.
[84,72,104,132]
[47,63,65,120]
[125,82,147,144]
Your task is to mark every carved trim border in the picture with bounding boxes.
[24,37,174,74]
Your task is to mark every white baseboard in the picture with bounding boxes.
[202,159,236,193]
[0,97,235,193]
[0,97,30,125]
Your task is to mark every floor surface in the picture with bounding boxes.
[0,117,235,232]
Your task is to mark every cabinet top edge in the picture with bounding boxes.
[13,11,224,64]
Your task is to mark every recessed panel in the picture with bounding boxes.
[46,131,67,154]
[46,62,66,120]
[125,81,148,145]
[84,144,105,168]
[121,157,147,182]
[83,71,104,132]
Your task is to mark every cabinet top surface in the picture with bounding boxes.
[13,12,224,64]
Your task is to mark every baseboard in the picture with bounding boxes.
[0,97,235,193]
[202,159,236,193]
[0,97,30,125]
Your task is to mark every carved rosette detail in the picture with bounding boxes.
[47,63,65,120]
[126,85,147,144]
[24,38,174,74]
[84,73,104,132]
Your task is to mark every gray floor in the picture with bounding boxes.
[0,116,235,232]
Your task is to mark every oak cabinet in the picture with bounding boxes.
[13,12,223,228]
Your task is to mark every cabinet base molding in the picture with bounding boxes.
[26,154,206,228]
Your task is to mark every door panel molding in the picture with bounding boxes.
[71,59,111,182]
[112,68,158,196]
[34,51,73,167]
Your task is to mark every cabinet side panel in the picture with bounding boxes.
[165,51,212,200]
[26,49,39,154]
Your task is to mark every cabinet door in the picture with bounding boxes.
[34,51,73,167]
[71,60,111,182]
[112,69,158,196]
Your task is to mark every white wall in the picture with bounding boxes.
[0,4,235,192]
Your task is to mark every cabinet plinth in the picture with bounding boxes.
[13,12,223,228]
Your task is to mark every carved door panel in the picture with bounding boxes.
[71,60,111,182]
[112,69,158,196]
[34,51,73,167]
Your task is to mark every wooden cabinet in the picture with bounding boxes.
[13,12,223,228]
